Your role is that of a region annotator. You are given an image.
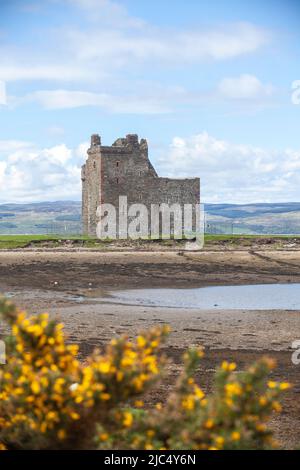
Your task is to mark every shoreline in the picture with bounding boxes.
[1,250,300,291]
[0,249,299,448]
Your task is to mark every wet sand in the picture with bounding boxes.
[0,250,300,448]
[1,250,300,291]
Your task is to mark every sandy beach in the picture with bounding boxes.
[0,249,300,448]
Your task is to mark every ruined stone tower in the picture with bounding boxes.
[81,134,200,237]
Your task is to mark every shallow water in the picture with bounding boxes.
[102,284,300,310]
[3,292,15,298]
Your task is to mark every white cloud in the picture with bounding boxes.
[13,77,275,113]
[0,140,32,152]
[157,132,300,203]
[0,1,271,116]
[0,140,84,202]
[0,64,93,82]
[1,133,299,204]
[0,81,7,105]
[74,142,89,161]
[67,22,268,65]
[0,162,6,184]
[0,18,269,84]
[217,74,274,100]
[66,0,145,28]
[20,89,171,114]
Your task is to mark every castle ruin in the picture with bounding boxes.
[81,134,200,237]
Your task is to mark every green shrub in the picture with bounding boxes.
[0,297,290,450]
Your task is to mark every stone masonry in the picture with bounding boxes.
[81,134,200,237]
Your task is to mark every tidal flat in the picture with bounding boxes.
[0,249,300,448]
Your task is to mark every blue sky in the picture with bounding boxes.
[0,0,300,203]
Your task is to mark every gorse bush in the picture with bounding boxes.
[0,297,290,450]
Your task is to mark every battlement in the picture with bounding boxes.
[88,133,148,153]
[90,134,101,147]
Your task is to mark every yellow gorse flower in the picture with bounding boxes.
[221,361,237,372]
[225,382,242,396]
[231,431,241,441]
[123,411,133,428]
[0,298,291,451]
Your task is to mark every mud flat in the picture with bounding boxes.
[0,250,300,448]
[1,250,300,290]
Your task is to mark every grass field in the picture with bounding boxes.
[1,234,300,250]
[0,235,89,249]
[204,234,300,241]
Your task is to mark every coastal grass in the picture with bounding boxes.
[0,235,89,249]
[0,233,300,250]
[204,234,300,241]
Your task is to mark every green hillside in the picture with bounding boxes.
[0,201,299,235]
[205,202,300,234]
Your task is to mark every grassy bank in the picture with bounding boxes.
[0,235,88,249]
[0,234,300,250]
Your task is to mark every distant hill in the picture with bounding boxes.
[205,202,300,234]
[205,202,300,218]
[0,201,82,235]
[0,201,81,213]
[0,201,299,235]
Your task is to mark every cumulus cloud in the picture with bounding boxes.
[0,140,86,202]
[1,133,300,204]
[217,74,274,100]
[157,132,300,203]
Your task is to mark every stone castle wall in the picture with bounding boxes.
[82,134,200,237]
